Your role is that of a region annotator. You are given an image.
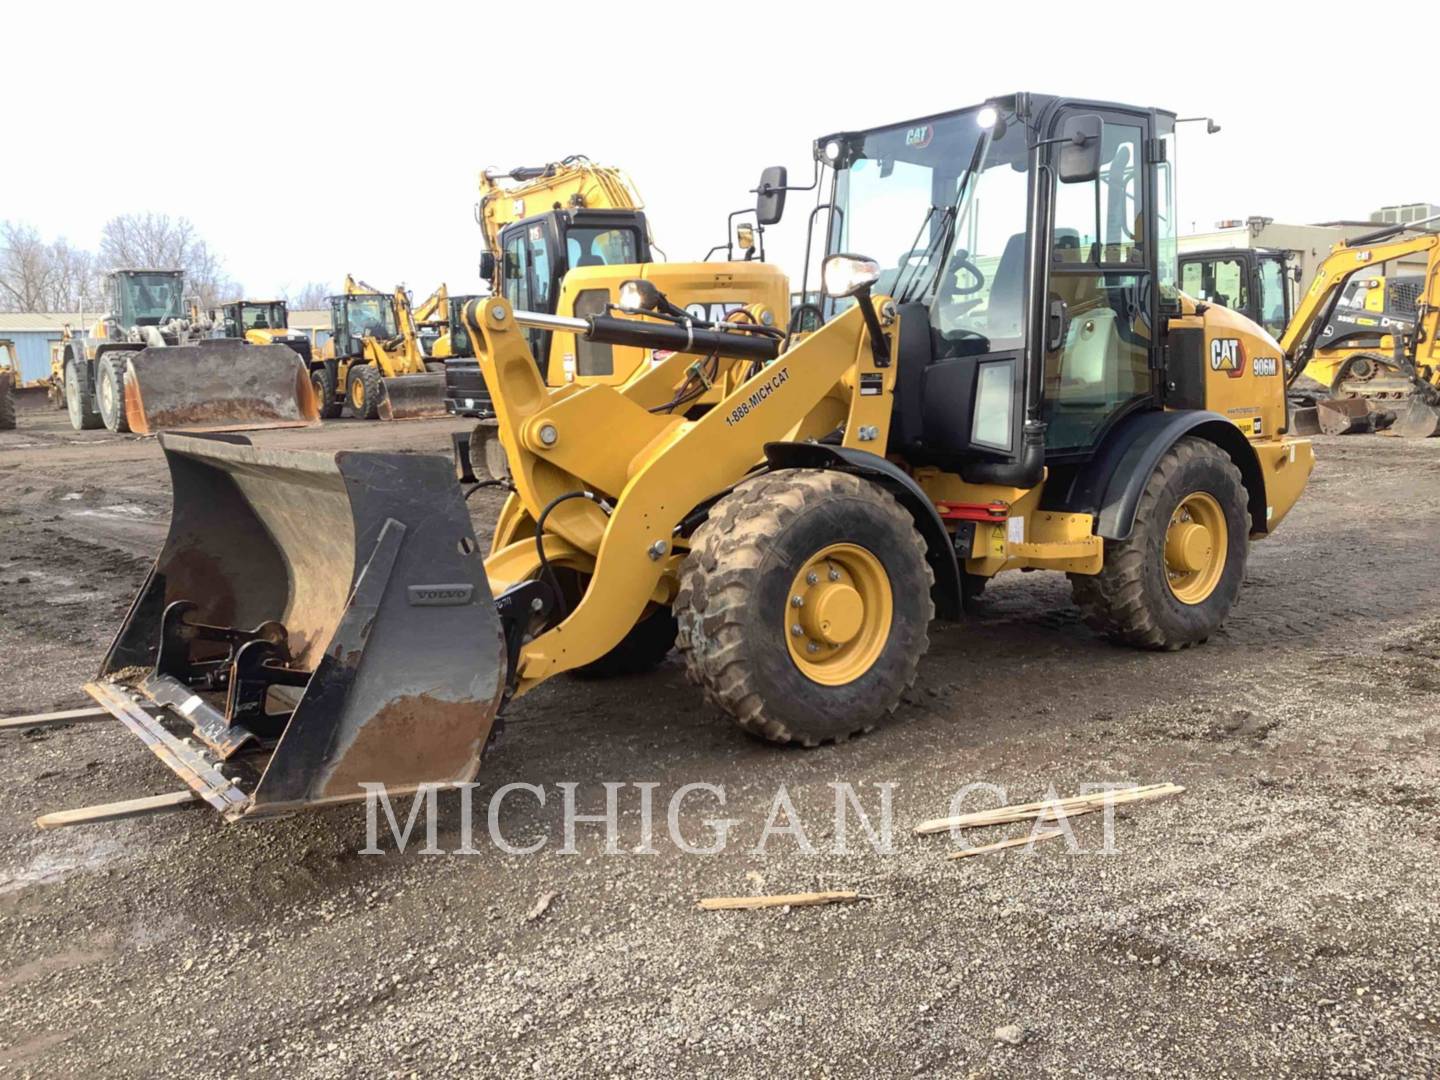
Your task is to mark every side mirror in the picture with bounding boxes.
[756,165,787,226]
[478,251,496,281]
[1057,114,1102,184]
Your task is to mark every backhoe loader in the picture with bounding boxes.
[22,93,1314,828]
[1182,217,1440,435]
[58,269,319,435]
[312,275,447,420]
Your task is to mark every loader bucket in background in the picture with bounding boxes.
[377,373,448,421]
[1395,397,1440,439]
[123,341,320,435]
[89,434,508,821]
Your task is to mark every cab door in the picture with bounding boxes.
[1042,105,1164,454]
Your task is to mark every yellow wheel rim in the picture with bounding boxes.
[349,374,366,410]
[784,543,893,686]
[1165,491,1227,605]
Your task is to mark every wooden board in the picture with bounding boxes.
[0,707,113,730]
[35,790,200,830]
[698,890,860,911]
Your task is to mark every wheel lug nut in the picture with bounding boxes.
[828,569,840,581]
[806,642,819,653]
[791,624,804,637]
[790,595,804,607]
[806,572,818,585]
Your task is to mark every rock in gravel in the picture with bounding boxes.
[993,1024,1026,1046]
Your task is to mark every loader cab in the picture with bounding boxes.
[220,300,291,338]
[1178,248,1292,340]
[327,292,398,359]
[110,269,185,329]
[818,93,1177,480]
[445,294,483,359]
[494,208,651,360]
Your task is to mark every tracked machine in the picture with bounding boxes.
[19,93,1314,828]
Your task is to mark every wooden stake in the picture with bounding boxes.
[35,790,200,830]
[946,829,1065,860]
[0,707,113,730]
[698,890,861,911]
[914,783,1184,835]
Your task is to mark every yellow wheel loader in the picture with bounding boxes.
[58,269,319,435]
[22,93,1314,828]
[0,339,19,430]
[311,275,448,420]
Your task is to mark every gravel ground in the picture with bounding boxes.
[1,400,1437,1077]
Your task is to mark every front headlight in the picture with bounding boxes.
[618,279,661,312]
[822,254,881,299]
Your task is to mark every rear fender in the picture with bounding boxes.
[1048,410,1266,540]
[761,442,963,620]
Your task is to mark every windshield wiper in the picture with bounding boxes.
[897,204,958,306]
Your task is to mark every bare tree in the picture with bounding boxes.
[284,281,333,310]
[99,212,236,307]
[0,221,102,312]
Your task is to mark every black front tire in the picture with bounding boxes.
[1070,437,1249,650]
[348,364,382,420]
[64,359,102,431]
[676,469,933,746]
[97,354,132,433]
[311,361,342,419]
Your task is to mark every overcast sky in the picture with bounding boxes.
[3,1,1433,302]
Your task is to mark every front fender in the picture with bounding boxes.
[761,442,963,620]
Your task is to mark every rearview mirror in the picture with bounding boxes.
[756,165,787,226]
[478,251,496,281]
[1057,114,1102,184]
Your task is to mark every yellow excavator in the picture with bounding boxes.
[445,156,791,434]
[412,284,450,356]
[311,275,448,420]
[57,269,318,435]
[25,92,1315,827]
[1181,215,1440,435]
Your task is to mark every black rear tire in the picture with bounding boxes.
[311,361,342,419]
[97,354,133,433]
[348,364,382,420]
[1069,437,1249,650]
[64,358,102,431]
[0,372,15,431]
[676,469,933,746]
[573,605,677,679]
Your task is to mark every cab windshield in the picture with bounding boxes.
[241,302,287,331]
[122,273,185,324]
[446,296,474,358]
[345,295,397,338]
[828,102,1030,351]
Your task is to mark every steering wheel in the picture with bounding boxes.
[944,249,985,296]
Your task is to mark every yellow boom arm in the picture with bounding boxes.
[477,156,643,256]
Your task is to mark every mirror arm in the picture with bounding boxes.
[855,288,891,367]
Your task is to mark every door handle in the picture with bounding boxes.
[1046,296,1069,352]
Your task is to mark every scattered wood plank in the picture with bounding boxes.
[0,707,113,730]
[35,790,200,830]
[698,890,861,912]
[914,783,1184,835]
[947,829,1065,860]
[526,890,559,922]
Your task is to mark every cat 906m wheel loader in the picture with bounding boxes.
[26,92,1314,828]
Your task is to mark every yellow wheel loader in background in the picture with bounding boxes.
[1181,215,1440,435]
[0,339,17,430]
[24,92,1315,828]
[57,269,319,435]
[311,275,448,420]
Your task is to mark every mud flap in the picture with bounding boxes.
[89,434,508,821]
[122,341,320,435]
[377,373,448,421]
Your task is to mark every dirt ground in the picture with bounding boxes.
[0,396,1437,1078]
